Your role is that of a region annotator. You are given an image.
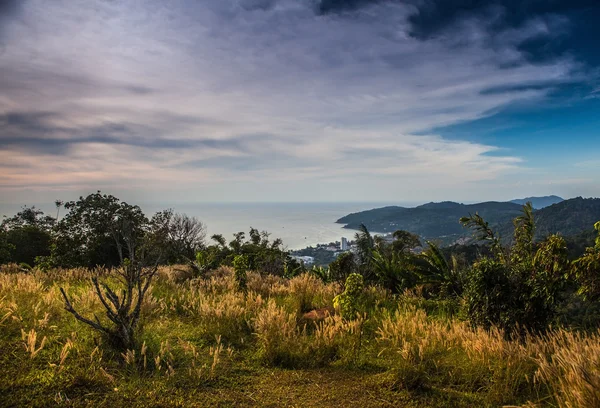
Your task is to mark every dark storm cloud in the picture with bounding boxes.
[0,111,273,155]
[404,0,597,37]
[0,0,21,17]
[0,0,24,40]
[315,0,600,66]
[405,0,600,66]
[317,0,383,14]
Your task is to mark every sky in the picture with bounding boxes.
[1,0,599,207]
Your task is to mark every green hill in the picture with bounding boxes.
[337,197,600,245]
[498,197,600,242]
[337,201,524,243]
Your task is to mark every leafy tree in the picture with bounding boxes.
[55,200,64,220]
[391,230,421,254]
[328,252,356,283]
[193,228,291,278]
[0,230,15,265]
[1,206,54,266]
[51,192,147,268]
[511,202,535,264]
[461,204,570,333]
[229,232,246,254]
[572,221,600,301]
[211,234,227,248]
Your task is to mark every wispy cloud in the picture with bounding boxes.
[0,0,594,202]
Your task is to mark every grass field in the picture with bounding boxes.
[1,265,599,407]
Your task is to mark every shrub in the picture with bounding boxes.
[232,254,249,293]
[328,252,356,283]
[333,273,364,319]
[462,258,514,331]
[461,205,570,334]
[572,221,600,302]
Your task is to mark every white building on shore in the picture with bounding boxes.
[341,237,348,251]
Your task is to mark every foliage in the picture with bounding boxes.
[51,192,148,268]
[232,254,248,293]
[150,210,206,263]
[354,224,375,278]
[2,265,600,407]
[462,258,514,331]
[200,228,292,277]
[333,273,365,319]
[510,202,535,264]
[459,212,503,259]
[391,230,421,254]
[338,197,600,246]
[461,204,570,333]
[572,221,600,301]
[0,206,54,266]
[371,250,418,293]
[418,241,463,297]
[308,265,332,283]
[58,200,171,351]
[328,251,356,283]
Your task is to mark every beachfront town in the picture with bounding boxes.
[290,233,424,267]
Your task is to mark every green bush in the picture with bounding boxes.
[232,254,249,292]
[328,252,356,283]
[461,205,570,334]
[334,273,365,319]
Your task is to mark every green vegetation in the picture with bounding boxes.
[337,197,600,245]
[1,192,600,406]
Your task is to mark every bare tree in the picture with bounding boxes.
[60,209,168,350]
[60,260,157,350]
[168,212,206,260]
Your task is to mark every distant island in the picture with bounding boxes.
[336,196,599,245]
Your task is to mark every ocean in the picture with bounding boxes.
[151,202,408,250]
[0,201,423,250]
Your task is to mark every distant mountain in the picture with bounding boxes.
[499,197,600,241]
[337,201,524,243]
[510,195,564,209]
[337,197,600,245]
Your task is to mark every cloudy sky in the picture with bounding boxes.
[1,0,599,206]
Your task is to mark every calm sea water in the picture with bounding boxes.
[1,201,422,250]
[148,202,412,250]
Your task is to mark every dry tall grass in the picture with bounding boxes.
[1,266,599,407]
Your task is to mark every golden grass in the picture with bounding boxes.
[1,265,599,407]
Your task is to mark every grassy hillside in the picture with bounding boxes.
[1,265,599,407]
